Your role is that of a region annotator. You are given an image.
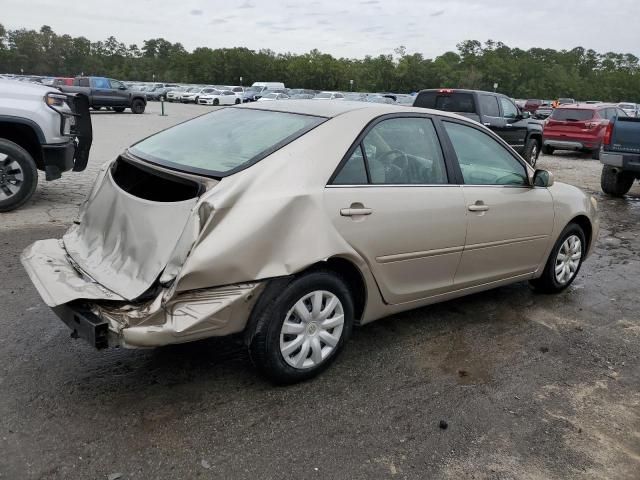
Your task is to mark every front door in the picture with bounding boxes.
[324,116,468,304]
[495,97,529,150]
[441,120,555,288]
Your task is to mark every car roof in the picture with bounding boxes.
[235,99,468,121]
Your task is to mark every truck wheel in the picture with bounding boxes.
[523,138,540,167]
[131,99,145,114]
[0,139,38,212]
[113,107,125,113]
[601,165,634,197]
[542,145,554,155]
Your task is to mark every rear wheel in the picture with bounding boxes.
[235,98,241,104]
[542,145,554,155]
[601,165,634,197]
[523,137,540,167]
[530,223,586,293]
[131,99,145,114]
[0,139,38,212]
[248,270,354,384]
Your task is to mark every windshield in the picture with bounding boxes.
[550,109,594,121]
[130,108,325,177]
[201,88,217,94]
[619,103,635,109]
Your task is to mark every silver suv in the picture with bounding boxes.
[0,79,92,211]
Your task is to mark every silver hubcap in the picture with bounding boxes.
[0,153,24,200]
[530,144,538,165]
[279,290,344,370]
[555,235,582,284]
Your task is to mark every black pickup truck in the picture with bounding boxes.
[413,89,544,166]
[600,116,640,196]
[58,77,147,114]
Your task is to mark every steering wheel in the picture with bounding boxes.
[377,149,408,166]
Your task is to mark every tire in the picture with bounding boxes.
[523,137,541,167]
[248,270,354,385]
[213,99,220,106]
[235,98,241,105]
[601,165,634,197]
[542,145,554,155]
[131,99,145,114]
[0,139,38,212]
[113,107,125,113]
[530,223,586,293]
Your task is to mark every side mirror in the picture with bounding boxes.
[521,111,531,119]
[533,169,554,187]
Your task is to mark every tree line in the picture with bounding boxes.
[1,24,639,101]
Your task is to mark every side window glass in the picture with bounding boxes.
[333,145,368,185]
[443,121,528,186]
[93,78,110,89]
[500,98,519,119]
[480,95,500,117]
[362,118,448,185]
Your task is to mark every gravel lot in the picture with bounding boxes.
[1,103,638,479]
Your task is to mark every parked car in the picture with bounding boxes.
[21,101,598,384]
[58,77,147,114]
[558,98,576,105]
[198,89,241,105]
[542,103,628,159]
[600,116,640,196]
[0,79,92,211]
[413,89,544,166]
[166,87,187,102]
[343,93,368,102]
[524,99,543,113]
[617,102,638,118]
[534,101,554,119]
[146,86,177,101]
[290,94,315,100]
[251,81,285,91]
[313,92,345,100]
[367,95,396,104]
[180,87,210,104]
[257,92,290,101]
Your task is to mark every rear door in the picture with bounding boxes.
[324,115,468,304]
[440,120,554,287]
[108,79,130,106]
[90,77,115,106]
[478,93,505,130]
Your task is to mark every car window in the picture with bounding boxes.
[551,109,594,121]
[500,98,519,119]
[109,79,125,89]
[414,92,476,113]
[480,95,500,117]
[92,78,110,89]
[78,78,90,87]
[360,117,448,185]
[130,108,325,177]
[333,145,368,185]
[443,121,528,186]
[617,108,628,117]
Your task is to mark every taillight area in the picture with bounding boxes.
[603,121,614,145]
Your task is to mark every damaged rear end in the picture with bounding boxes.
[21,106,326,349]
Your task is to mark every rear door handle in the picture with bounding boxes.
[340,207,373,217]
[468,201,489,212]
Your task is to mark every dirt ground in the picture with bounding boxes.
[1,104,638,479]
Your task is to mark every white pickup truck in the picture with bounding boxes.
[0,79,92,211]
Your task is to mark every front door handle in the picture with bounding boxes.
[340,207,373,217]
[468,201,489,212]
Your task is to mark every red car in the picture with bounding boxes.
[542,103,628,159]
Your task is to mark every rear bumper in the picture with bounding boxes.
[601,152,640,173]
[543,139,598,150]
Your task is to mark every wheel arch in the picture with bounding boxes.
[0,120,43,169]
[569,214,593,252]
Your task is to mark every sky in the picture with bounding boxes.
[3,0,640,59]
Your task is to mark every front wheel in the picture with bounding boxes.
[235,98,241,104]
[0,139,38,212]
[131,99,145,114]
[248,270,354,384]
[213,99,219,106]
[601,165,634,197]
[530,223,586,293]
[523,138,540,167]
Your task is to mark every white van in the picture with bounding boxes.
[251,82,285,91]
